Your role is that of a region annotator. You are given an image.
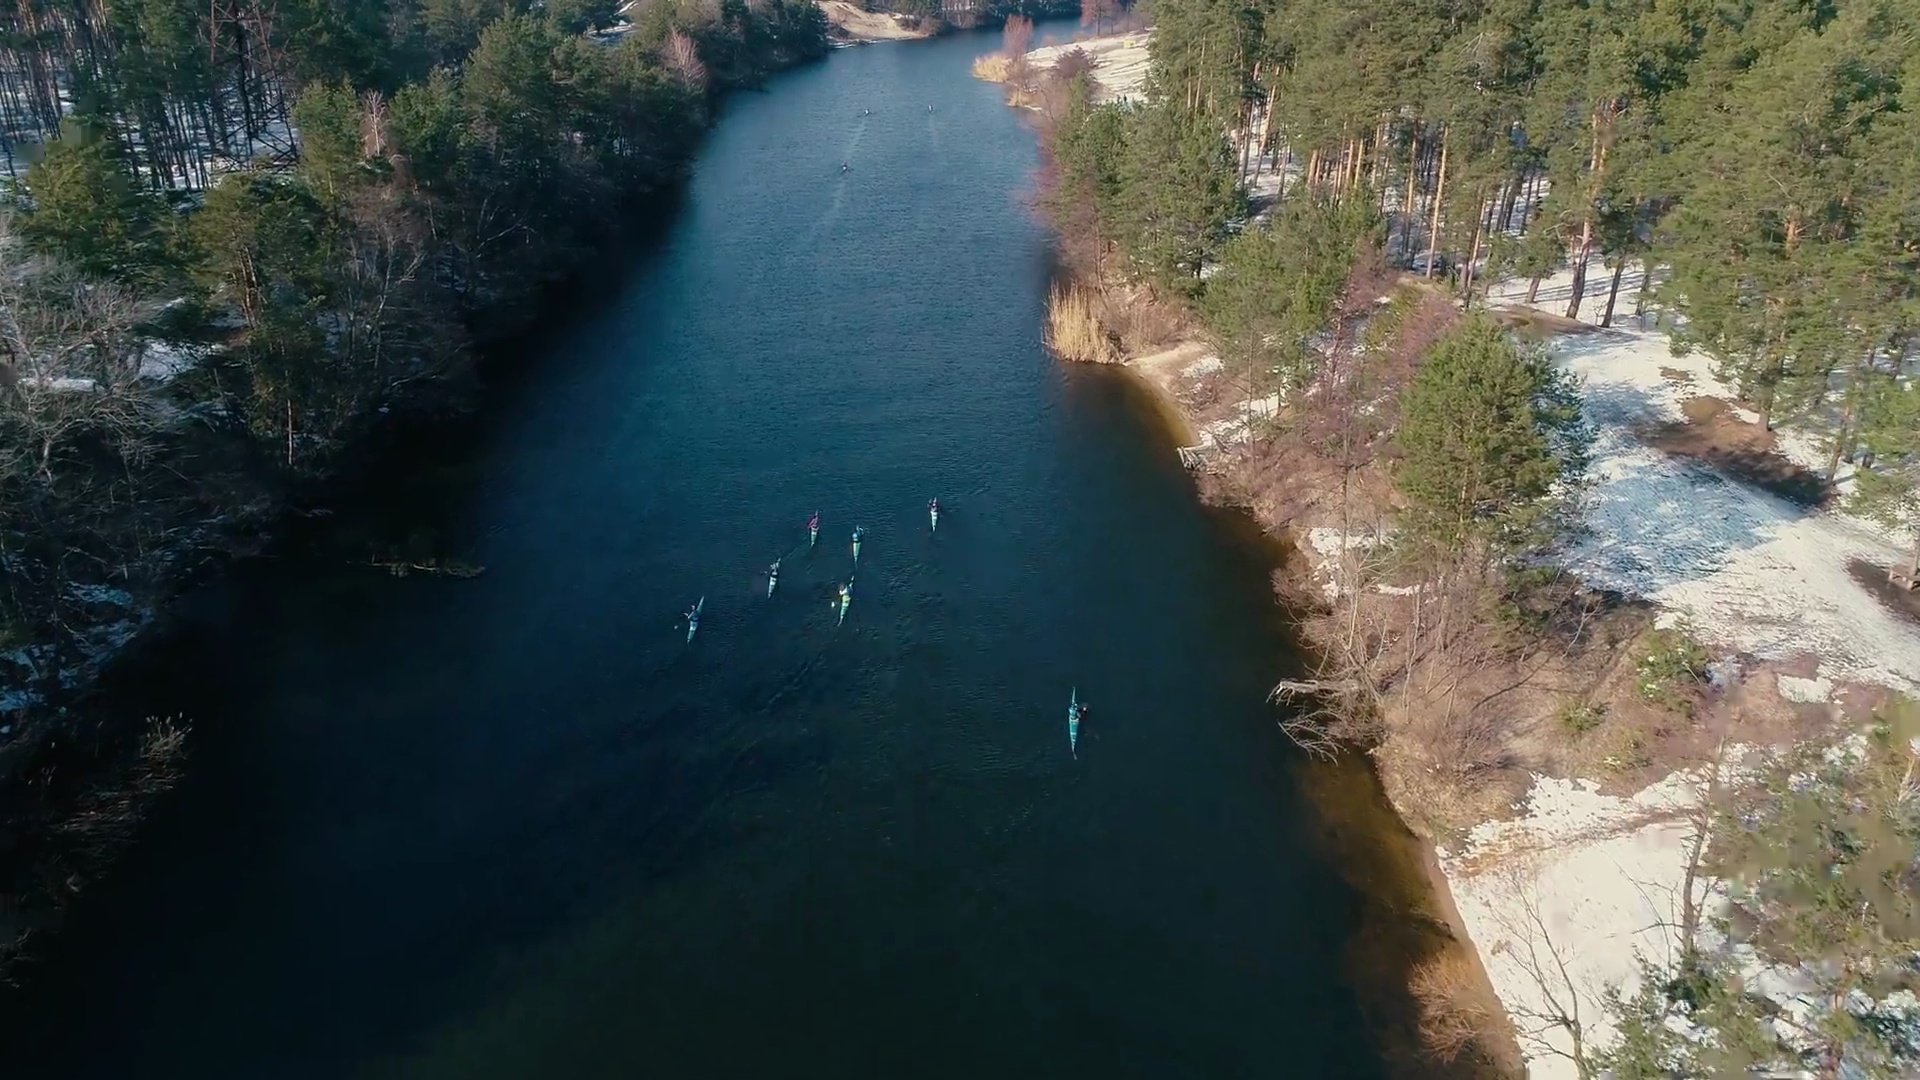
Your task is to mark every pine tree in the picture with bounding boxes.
[1202,198,1377,391]
[1394,314,1588,560]
[18,116,164,280]
[1111,100,1243,290]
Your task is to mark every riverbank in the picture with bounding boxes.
[986,25,1920,1076]
[0,10,833,980]
[1112,310,1527,1080]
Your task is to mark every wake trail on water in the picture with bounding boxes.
[794,116,867,254]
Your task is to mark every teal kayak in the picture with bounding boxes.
[1068,687,1082,758]
[686,596,704,644]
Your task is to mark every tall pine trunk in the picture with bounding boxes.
[1566,215,1594,319]
[1423,127,1449,279]
[1401,126,1420,259]
[1601,258,1626,327]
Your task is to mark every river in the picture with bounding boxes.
[7,29,1431,1079]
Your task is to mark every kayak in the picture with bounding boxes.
[809,512,820,549]
[686,596,704,644]
[1068,688,1082,758]
[929,499,939,532]
[767,560,780,599]
[836,581,852,626]
[852,527,864,564]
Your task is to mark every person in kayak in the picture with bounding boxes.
[767,560,780,596]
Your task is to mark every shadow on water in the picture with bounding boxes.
[1090,364,1511,1080]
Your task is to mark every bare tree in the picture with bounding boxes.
[1491,863,1596,1079]
[664,29,709,92]
[0,217,169,690]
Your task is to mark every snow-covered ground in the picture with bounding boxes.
[1023,31,1152,103]
[1493,263,1920,693]
[1442,772,1710,1079]
[1442,260,1920,1077]
[817,1,932,42]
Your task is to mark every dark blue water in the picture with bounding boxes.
[6,30,1421,1079]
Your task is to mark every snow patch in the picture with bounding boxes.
[1443,771,1716,1080]
[1182,355,1223,379]
[1024,31,1152,103]
[137,340,199,383]
[1513,309,1920,692]
[1775,674,1833,704]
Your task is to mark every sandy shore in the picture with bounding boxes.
[1024,31,1152,102]
[818,1,934,42]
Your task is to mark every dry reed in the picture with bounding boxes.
[1045,283,1118,364]
[971,53,1012,82]
[1409,950,1506,1063]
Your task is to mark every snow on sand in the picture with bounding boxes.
[1494,265,1920,693]
[1440,261,1920,1077]
[1442,773,1708,1080]
[1024,31,1152,103]
[817,1,932,42]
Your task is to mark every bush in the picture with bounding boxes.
[971,52,1013,82]
[1558,698,1606,737]
[1635,626,1711,710]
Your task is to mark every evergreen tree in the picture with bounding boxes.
[1202,197,1377,391]
[1111,100,1242,290]
[18,116,165,280]
[1394,314,1587,560]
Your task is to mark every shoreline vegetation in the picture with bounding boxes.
[0,0,834,977]
[984,6,1920,1077]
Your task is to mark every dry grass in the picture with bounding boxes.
[1410,950,1511,1064]
[1045,282,1118,364]
[971,52,1013,82]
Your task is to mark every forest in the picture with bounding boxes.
[0,0,826,968]
[1021,0,1920,1073]
[1044,0,1920,525]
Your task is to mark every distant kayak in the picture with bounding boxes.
[929,498,939,532]
[686,597,704,644]
[851,526,864,564]
[1068,688,1084,758]
[808,511,820,549]
[767,560,780,599]
[836,580,853,626]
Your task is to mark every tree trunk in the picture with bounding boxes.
[1526,274,1543,304]
[1238,99,1256,181]
[1460,185,1490,302]
[1517,167,1540,233]
[1424,126,1448,279]
[1401,126,1421,259]
[1249,81,1277,181]
[1601,258,1626,327]
[1565,216,1594,319]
